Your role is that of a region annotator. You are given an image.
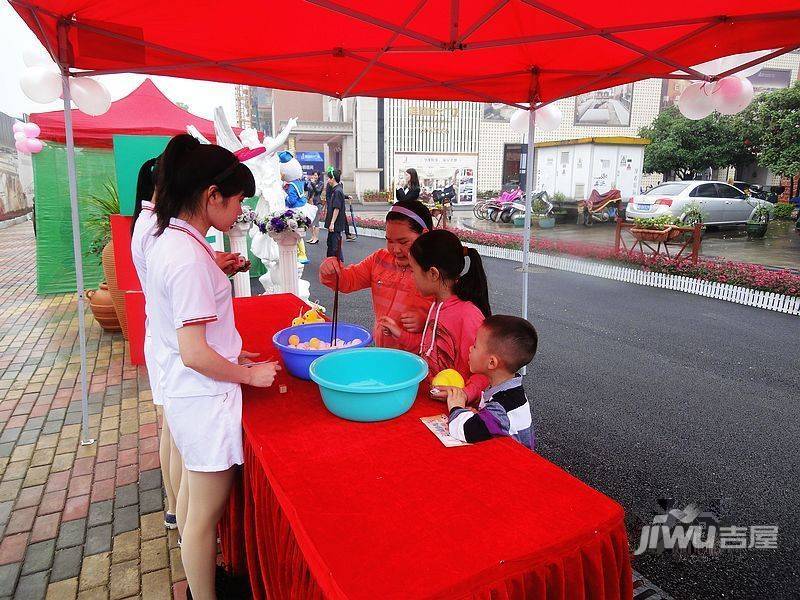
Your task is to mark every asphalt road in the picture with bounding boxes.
[296,232,799,600]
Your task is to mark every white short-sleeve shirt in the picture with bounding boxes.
[131,200,158,294]
[145,217,242,398]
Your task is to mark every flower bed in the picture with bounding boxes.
[352,216,800,297]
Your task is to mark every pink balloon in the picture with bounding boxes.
[12,122,24,134]
[26,139,44,154]
[22,122,41,138]
[14,132,26,142]
[15,139,31,154]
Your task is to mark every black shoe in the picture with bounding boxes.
[346,235,356,241]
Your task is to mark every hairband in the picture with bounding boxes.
[212,146,266,184]
[389,205,428,230]
[460,254,471,277]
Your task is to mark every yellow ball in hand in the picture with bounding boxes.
[431,369,465,389]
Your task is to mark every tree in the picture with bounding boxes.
[639,106,754,180]
[737,82,800,178]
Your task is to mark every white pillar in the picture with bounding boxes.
[271,230,304,297]
[61,74,93,446]
[227,224,251,297]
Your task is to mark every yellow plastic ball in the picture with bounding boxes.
[288,334,300,346]
[431,369,465,389]
[308,337,321,350]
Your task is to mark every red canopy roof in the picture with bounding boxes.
[29,79,234,148]
[10,0,800,107]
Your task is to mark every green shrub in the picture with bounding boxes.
[773,202,795,220]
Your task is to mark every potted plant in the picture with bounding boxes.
[746,205,770,239]
[533,197,555,229]
[630,215,683,242]
[679,200,705,241]
[85,180,124,334]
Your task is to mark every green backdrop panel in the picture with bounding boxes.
[113,135,171,215]
[34,144,117,295]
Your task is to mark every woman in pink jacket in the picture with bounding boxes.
[318,200,434,348]
[379,230,491,406]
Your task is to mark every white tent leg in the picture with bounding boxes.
[61,74,94,446]
[520,108,536,375]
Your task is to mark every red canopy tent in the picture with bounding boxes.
[8,0,800,451]
[29,78,238,148]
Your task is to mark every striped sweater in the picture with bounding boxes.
[448,376,534,450]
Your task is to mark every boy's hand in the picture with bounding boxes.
[377,316,402,338]
[446,387,468,411]
[430,385,457,401]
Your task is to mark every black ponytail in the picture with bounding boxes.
[130,157,158,235]
[154,134,255,235]
[410,230,491,318]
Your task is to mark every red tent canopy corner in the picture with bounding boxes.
[29,78,247,149]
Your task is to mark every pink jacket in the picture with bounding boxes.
[319,249,431,349]
[396,297,489,405]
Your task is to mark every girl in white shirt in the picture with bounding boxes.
[146,134,279,599]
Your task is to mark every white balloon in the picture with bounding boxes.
[26,139,44,154]
[69,77,112,116]
[534,104,562,132]
[22,122,41,139]
[20,66,62,104]
[509,109,530,133]
[491,102,504,110]
[22,46,52,68]
[677,82,714,119]
[711,76,754,115]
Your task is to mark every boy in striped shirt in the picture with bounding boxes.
[445,315,538,449]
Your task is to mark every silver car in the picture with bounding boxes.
[626,181,773,225]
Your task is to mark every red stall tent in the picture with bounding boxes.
[9,0,800,501]
[30,78,234,148]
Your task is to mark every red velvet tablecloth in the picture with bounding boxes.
[222,294,633,600]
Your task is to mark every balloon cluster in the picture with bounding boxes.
[13,122,44,155]
[677,51,768,120]
[19,46,111,116]
[508,103,563,134]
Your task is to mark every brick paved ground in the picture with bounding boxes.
[0,222,186,599]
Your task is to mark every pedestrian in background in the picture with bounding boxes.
[395,168,421,203]
[306,171,324,244]
[325,169,347,261]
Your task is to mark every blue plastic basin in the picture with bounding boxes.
[273,323,372,380]
[309,348,429,422]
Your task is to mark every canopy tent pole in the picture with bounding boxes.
[520,105,536,375]
[60,72,94,446]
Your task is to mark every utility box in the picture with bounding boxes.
[534,137,648,202]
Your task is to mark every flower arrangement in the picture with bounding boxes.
[352,216,800,297]
[257,209,311,235]
[234,207,258,226]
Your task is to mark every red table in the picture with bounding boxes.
[222,295,633,600]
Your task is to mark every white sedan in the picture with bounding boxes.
[626,181,773,225]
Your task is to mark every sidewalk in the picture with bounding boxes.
[0,221,184,599]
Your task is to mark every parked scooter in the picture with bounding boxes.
[499,190,553,223]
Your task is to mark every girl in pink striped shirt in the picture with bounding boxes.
[379,230,491,406]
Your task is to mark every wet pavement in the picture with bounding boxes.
[355,205,800,271]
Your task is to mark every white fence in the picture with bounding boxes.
[356,227,800,316]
